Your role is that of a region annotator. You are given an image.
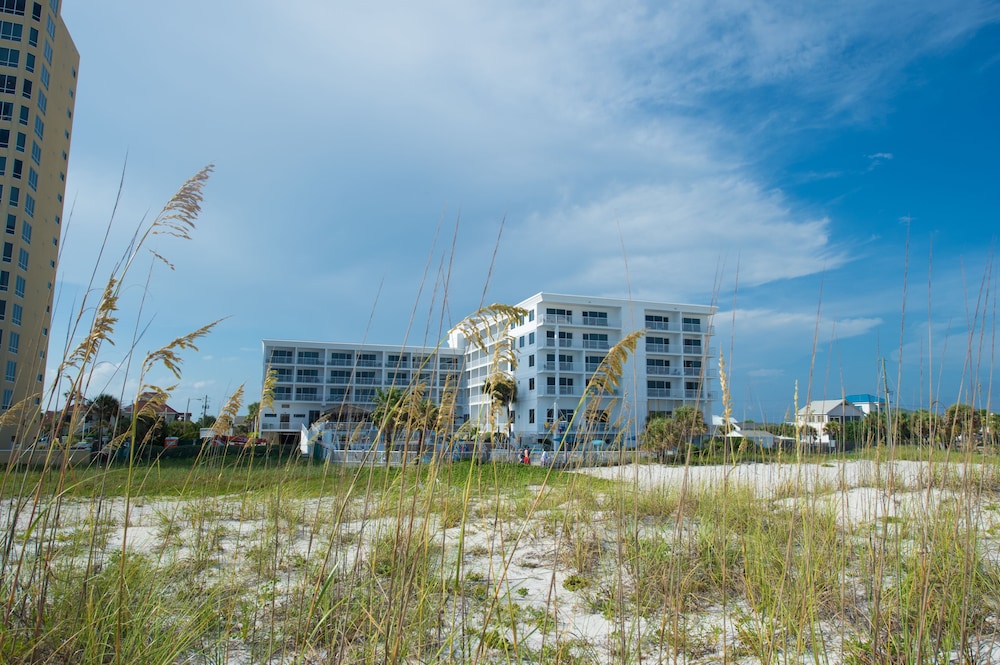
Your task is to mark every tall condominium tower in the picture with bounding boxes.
[0,0,77,445]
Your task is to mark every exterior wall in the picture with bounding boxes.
[261,293,716,449]
[260,339,465,438]
[0,0,77,447]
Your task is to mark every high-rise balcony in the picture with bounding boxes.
[646,343,671,354]
[541,314,573,325]
[559,362,575,371]
[581,315,610,327]
[582,340,610,350]
[647,388,673,398]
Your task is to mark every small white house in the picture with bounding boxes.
[796,399,864,446]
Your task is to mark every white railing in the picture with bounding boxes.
[559,362,574,371]
[582,340,609,350]
[297,356,323,365]
[648,388,673,398]
[582,316,609,326]
[646,343,671,354]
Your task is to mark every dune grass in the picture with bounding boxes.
[1,168,998,663]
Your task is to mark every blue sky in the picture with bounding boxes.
[52,0,1000,423]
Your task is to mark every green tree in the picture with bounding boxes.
[90,393,122,445]
[641,416,677,463]
[372,386,407,464]
[944,403,980,448]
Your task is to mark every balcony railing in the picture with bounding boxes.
[329,359,353,367]
[683,367,704,377]
[582,340,610,350]
[296,376,322,384]
[559,362,575,371]
[356,360,381,368]
[354,377,379,385]
[297,357,323,365]
[582,316,609,326]
[559,386,576,396]
[646,343,671,354]
[647,366,680,376]
[387,360,410,369]
[648,388,674,398]
[644,321,673,331]
[585,363,601,372]
[541,314,573,325]
[682,323,715,333]
[269,355,294,365]
[542,362,556,371]
[328,377,351,385]
[545,387,557,395]
[545,339,574,348]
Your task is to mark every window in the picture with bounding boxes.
[16,103,24,123]
[2,242,10,264]
[0,74,14,94]
[12,274,21,297]
[10,158,19,179]
[30,2,38,20]
[29,140,38,164]
[0,270,7,290]
[35,90,44,114]
[5,359,16,381]
[0,46,17,66]
[1,389,11,410]
[16,247,26,269]
[42,39,50,65]
[528,332,535,345]
[3,215,11,234]
[528,378,534,391]
[0,101,8,119]
[0,128,6,147]
[46,16,54,41]
[14,130,23,151]
[20,220,28,242]
[0,1,26,17]
[528,353,534,367]
[19,76,29,98]
[26,167,34,190]
[22,193,31,218]
[49,0,56,14]
[23,51,31,72]
[0,299,4,320]
[7,185,16,205]
[0,20,21,41]
[28,27,36,46]
[529,408,535,424]
[7,330,16,353]
[38,65,47,89]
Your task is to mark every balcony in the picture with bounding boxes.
[329,358,353,367]
[684,367,705,377]
[328,377,351,385]
[648,388,674,398]
[387,360,410,369]
[647,366,680,376]
[559,362,575,371]
[296,356,323,366]
[582,340,610,350]
[354,377,379,385]
[644,321,673,331]
[585,363,602,372]
[541,314,573,325]
[356,360,381,368]
[545,386,557,395]
[559,387,576,396]
[582,316,610,327]
[646,343,671,354]
[296,376,322,384]
[682,323,715,334]
[542,362,556,371]
[268,355,294,365]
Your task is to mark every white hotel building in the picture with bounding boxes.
[261,293,715,448]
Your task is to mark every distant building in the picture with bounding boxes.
[262,292,716,449]
[844,393,885,415]
[796,399,864,446]
[122,391,185,424]
[0,1,79,446]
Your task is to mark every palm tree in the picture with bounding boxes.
[372,386,407,464]
[90,393,121,447]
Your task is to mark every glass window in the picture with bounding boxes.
[46,17,54,40]
[35,90,44,114]
[0,270,7,291]
[30,2,39,21]
[19,76,28,98]
[0,1,26,17]
[0,101,9,119]
[49,0,56,14]
[0,21,22,41]
[29,140,38,164]
[10,276,18,299]
[31,114,40,138]
[23,51,31,72]
[11,301,20,324]
[26,167,35,190]
[4,214,12,234]
[28,27,37,47]
[16,103,25,124]
[0,74,14,94]
[0,128,7,147]
[14,130,23,151]
[1,389,11,410]
[16,247,26,269]
[1,242,10,262]
[7,185,16,206]
[5,359,15,381]
[0,46,17,66]
[42,39,50,65]
[38,65,47,89]
[20,220,29,242]
[11,158,19,178]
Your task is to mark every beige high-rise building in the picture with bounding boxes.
[0,0,77,446]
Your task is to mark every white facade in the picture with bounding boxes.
[262,293,716,448]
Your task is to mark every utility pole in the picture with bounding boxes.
[201,395,210,423]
